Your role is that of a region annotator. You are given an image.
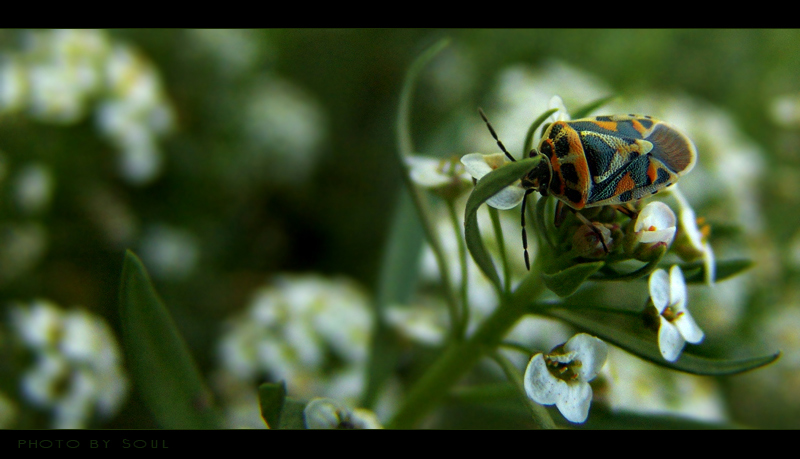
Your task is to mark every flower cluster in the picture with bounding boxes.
[0,29,175,184]
[215,274,373,428]
[10,299,129,428]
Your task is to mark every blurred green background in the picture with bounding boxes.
[1,29,800,429]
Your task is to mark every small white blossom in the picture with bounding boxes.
[649,266,704,362]
[460,152,526,209]
[635,201,677,245]
[625,201,677,261]
[523,333,608,423]
[669,184,716,285]
[303,398,382,429]
[406,155,472,199]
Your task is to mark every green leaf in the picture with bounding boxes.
[541,261,604,298]
[397,38,450,158]
[543,307,780,375]
[363,190,423,407]
[682,258,753,283]
[464,157,541,291]
[280,398,309,429]
[584,405,737,429]
[569,95,616,119]
[119,250,219,429]
[258,382,287,429]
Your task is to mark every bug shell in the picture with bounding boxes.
[534,115,697,210]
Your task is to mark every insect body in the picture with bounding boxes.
[529,115,696,210]
[478,110,697,268]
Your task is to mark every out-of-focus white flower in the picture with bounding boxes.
[0,30,174,185]
[215,274,373,428]
[599,346,728,422]
[648,266,704,362]
[10,300,128,428]
[12,163,54,215]
[138,223,200,281]
[303,398,382,429]
[524,333,608,423]
[406,155,472,200]
[241,78,327,186]
[0,56,28,113]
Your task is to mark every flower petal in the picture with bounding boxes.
[554,381,592,424]
[486,185,526,210]
[523,353,559,405]
[675,312,705,344]
[669,265,687,308]
[658,317,686,362]
[564,333,607,382]
[547,95,570,122]
[461,152,507,180]
[648,268,670,312]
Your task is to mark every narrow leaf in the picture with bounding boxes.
[682,258,753,284]
[258,382,287,429]
[119,250,219,429]
[543,307,780,375]
[541,261,604,297]
[570,95,616,119]
[464,157,540,290]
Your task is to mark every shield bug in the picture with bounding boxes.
[478,109,697,269]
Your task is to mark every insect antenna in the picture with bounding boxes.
[478,108,537,270]
[478,108,516,163]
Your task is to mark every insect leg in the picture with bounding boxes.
[521,188,535,270]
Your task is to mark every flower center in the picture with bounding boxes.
[661,304,684,323]
[544,350,581,381]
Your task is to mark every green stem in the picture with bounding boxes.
[489,207,511,297]
[387,268,545,429]
[446,199,469,340]
[394,39,461,338]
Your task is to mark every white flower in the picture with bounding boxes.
[523,333,608,424]
[546,95,570,122]
[635,201,677,245]
[406,155,472,199]
[11,300,129,428]
[625,201,677,261]
[303,398,382,429]
[649,266,704,362]
[669,185,715,284]
[460,152,526,209]
[214,274,373,427]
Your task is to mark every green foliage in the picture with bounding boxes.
[258,382,306,429]
[119,250,220,429]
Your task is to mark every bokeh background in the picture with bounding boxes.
[1,29,799,429]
